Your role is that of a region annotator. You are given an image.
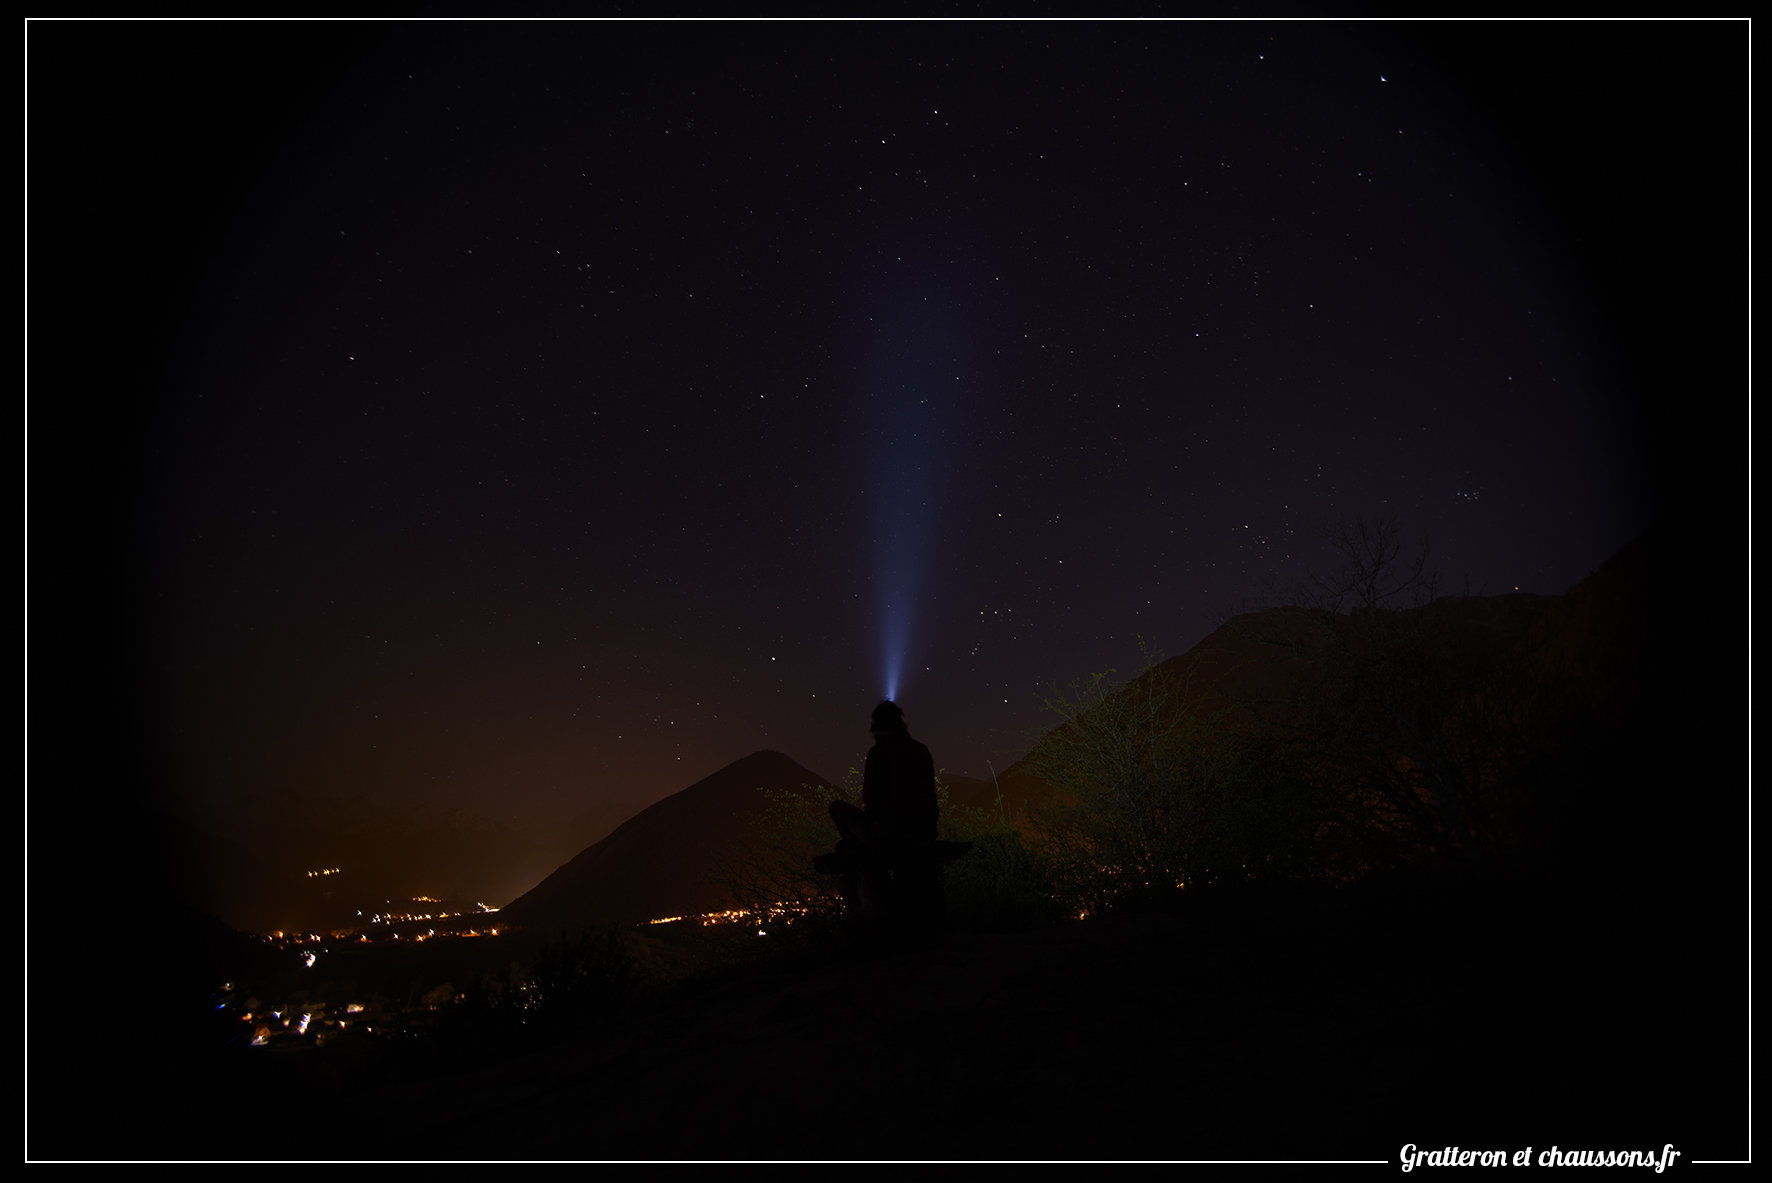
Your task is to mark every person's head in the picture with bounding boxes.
[870,700,906,737]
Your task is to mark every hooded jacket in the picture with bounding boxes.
[861,727,938,844]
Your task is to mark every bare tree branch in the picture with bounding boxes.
[1309,508,1439,614]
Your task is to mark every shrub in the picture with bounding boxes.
[713,775,860,936]
[1021,638,1362,916]
[444,925,647,1056]
[940,797,1064,931]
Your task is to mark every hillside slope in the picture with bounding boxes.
[499,750,837,931]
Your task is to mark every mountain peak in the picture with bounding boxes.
[499,750,837,931]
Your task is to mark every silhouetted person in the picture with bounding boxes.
[827,701,941,921]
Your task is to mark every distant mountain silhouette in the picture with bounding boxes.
[180,802,556,934]
[524,798,637,872]
[1167,592,1561,721]
[444,546,1672,933]
[499,750,838,932]
[987,528,1693,875]
[941,769,1049,832]
[986,586,1587,824]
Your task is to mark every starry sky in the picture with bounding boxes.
[30,20,1744,874]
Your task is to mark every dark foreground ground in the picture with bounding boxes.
[31,864,1748,1162]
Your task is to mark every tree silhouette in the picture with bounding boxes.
[1019,638,1348,910]
[1255,507,1439,615]
[1226,511,1547,868]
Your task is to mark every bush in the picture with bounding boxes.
[714,776,860,935]
[443,925,648,1057]
[1021,638,1362,917]
[940,800,1065,931]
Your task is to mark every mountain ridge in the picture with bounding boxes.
[499,749,838,931]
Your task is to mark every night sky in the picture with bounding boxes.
[31,20,1744,904]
